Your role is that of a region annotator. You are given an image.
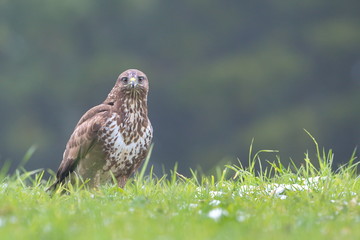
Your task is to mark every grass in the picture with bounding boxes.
[0,136,359,240]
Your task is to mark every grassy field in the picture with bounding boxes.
[0,138,359,240]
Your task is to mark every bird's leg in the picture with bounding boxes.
[117,175,128,188]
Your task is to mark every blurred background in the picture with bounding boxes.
[0,0,359,175]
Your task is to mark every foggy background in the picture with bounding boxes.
[0,0,359,176]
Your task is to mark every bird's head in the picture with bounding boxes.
[105,69,149,104]
[117,69,149,94]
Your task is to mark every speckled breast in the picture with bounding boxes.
[99,113,153,177]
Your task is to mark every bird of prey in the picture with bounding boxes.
[48,69,153,190]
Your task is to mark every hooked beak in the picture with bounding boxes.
[129,77,137,88]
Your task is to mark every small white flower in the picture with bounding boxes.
[209,200,221,206]
[238,185,256,196]
[209,191,224,198]
[189,203,198,208]
[208,208,228,221]
[273,186,286,195]
[303,176,328,185]
[278,195,287,200]
[289,184,308,191]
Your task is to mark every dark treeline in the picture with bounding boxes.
[0,0,359,175]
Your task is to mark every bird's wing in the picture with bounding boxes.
[54,104,112,185]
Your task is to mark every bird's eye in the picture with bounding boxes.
[138,76,145,83]
[121,77,128,83]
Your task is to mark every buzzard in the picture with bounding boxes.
[48,69,153,190]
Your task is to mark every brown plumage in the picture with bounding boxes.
[48,69,153,190]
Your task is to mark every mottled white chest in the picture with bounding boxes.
[100,113,152,173]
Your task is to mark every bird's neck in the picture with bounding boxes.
[120,97,148,119]
[115,97,149,145]
[105,90,148,117]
